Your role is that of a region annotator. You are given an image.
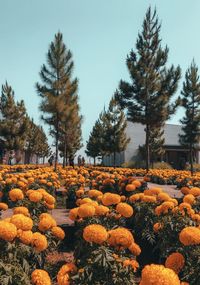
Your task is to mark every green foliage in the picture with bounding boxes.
[0,82,28,154]
[115,7,181,171]
[36,32,82,170]
[179,60,200,175]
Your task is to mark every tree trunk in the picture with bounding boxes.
[43,156,45,164]
[54,117,59,171]
[94,157,96,166]
[113,151,116,168]
[190,143,194,176]
[146,124,150,173]
[63,138,67,168]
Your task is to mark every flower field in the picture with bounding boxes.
[0,165,200,284]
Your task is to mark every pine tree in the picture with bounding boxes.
[139,125,165,167]
[0,82,28,161]
[179,61,200,175]
[58,79,82,167]
[103,97,130,167]
[34,126,50,164]
[115,7,181,171]
[36,32,77,171]
[85,120,103,165]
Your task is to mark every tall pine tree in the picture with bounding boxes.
[85,119,103,165]
[115,7,181,171]
[0,82,28,161]
[36,32,78,170]
[103,97,130,167]
[179,61,200,175]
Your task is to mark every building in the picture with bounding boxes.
[103,122,200,169]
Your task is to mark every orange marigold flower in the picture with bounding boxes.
[0,202,8,211]
[95,205,109,216]
[139,264,181,285]
[9,188,24,202]
[128,242,141,256]
[69,207,79,221]
[102,193,121,206]
[57,263,77,285]
[153,223,163,233]
[31,269,51,285]
[125,184,136,192]
[157,192,170,202]
[179,227,200,246]
[189,187,200,197]
[78,204,96,218]
[10,214,33,231]
[0,221,17,241]
[32,232,48,252]
[29,191,43,202]
[51,226,65,240]
[141,195,157,203]
[129,194,140,202]
[13,206,30,216]
[88,189,102,198]
[116,202,134,218]
[123,259,139,272]
[165,252,185,274]
[107,227,134,248]
[83,224,108,244]
[183,194,195,205]
[17,229,33,245]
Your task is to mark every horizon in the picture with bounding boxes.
[0,0,200,161]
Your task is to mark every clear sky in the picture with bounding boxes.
[0,0,200,160]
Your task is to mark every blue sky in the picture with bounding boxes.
[0,0,200,159]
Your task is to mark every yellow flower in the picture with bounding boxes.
[88,189,103,198]
[10,214,33,231]
[139,264,180,285]
[153,223,163,233]
[51,226,65,240]
[102,193,121,206]
[179,227,200,245]
[95,205,109,216]
[69,207,79,221]
[128,242,141,256]
[78,204,96,218]
[116,203,134,218]
[13,206,30,216]
[165,252,185,274]
[83,224,108,244]
[183,194,195,205]
[38,218,52,232]
[43,193,55,205]
[17,229,33,245]
[0,221,17,241]
[189,187,200,196]
[31,232,48,252]
[123,259,139,272]
[9,188,24,202]
[157,192,170,202]
[129,194,140,202]
[29,191,43,202]
[57,263,77,285]
[0,202,8,211]
[107,227,134,248]
[31,269,51,285]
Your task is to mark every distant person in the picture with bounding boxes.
[69,155,74,168]
[78,155,82,167]
[48,155,54,166]
[81,156,85,166]
[8,151,14,165]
